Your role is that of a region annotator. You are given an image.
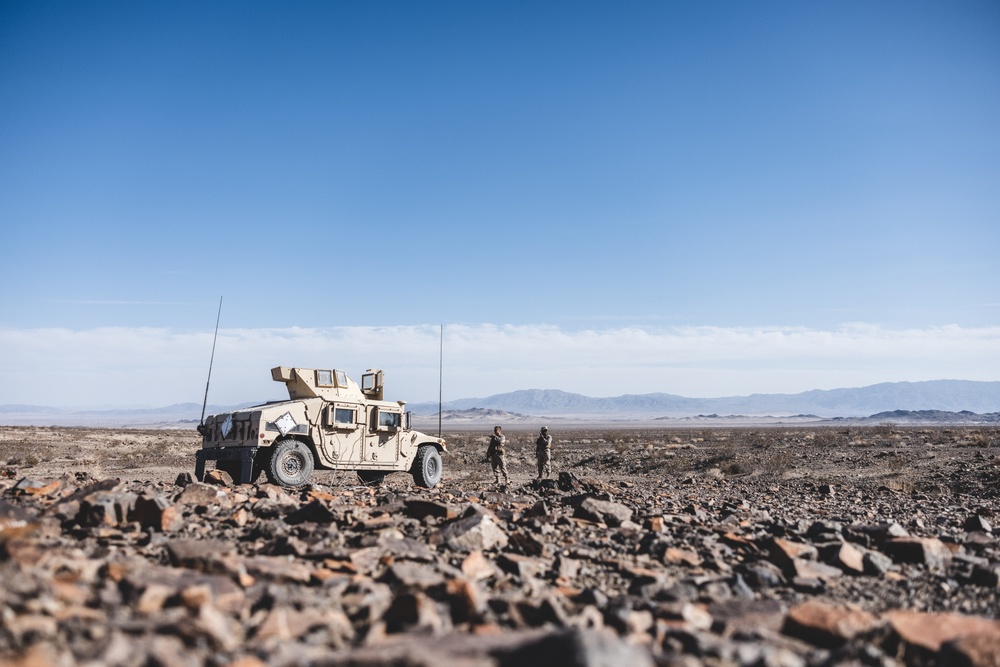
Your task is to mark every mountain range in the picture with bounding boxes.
[409,380,1000,419]
[1,380,998,427]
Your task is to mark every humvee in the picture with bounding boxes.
[195,366,446,488]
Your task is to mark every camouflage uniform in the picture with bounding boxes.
[486,427,509,485]
[535,427,552,479]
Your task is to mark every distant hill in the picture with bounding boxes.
[410,380,1000,419]
[0,401,262,428]
[853,409,1000,424]
[431,408,537,424]
[2,380,998,426]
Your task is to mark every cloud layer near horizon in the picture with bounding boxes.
[1,324,997,407]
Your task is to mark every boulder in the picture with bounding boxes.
[573,498,632,527]
[782,600,878,648]
[436,508,509,552]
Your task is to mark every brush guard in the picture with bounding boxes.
[195,446,259,485]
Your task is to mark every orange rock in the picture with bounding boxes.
[132,494,179,532]
[22,479,62,497]
[223,658,268,667]
[306,489,338,503]
[664,547,703,567]
[791,557,843,582]
[4,642,62,667]
[445,577,486,620]
[322,557,359,573]
[203,469,228,486]
[885,610,1000,652]
[472,622,503,635]
[783,600,878,648]
[829,541,865,574]
[310,568,340,584]
[768,537,818,568]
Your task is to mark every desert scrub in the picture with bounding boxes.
[866,423,898,446]
[809,428,848,448]
[117,451,154,469]
[734,430,780,450]
[748,450,797,479]
[882,473,915,494]
[694,446,738,472]
[104,447,189,471]
[1,439,49,467]
[720,457,754,477]
[960,429,1000,447]
[717,449,793,478]
[6,453,40,467]
[644,448,684,474]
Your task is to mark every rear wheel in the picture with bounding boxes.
[267,439,314,488]
[412,445,442,488]
[357,470,388,486]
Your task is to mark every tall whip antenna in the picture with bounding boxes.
[200,296,223,425]
[438,323,443,438]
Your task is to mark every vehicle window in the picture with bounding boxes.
[378,411,401,429]
[334,407,355,425]
[335,370,348,386]
[316,370,334,386]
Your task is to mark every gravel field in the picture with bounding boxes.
[1,424,999,666]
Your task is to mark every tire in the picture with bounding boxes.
[267,439,315,488]
[412,445,442,488]
[357,470,388,486]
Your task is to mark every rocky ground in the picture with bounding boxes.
[1,424,999,667]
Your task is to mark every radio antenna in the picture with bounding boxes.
[438,323,443,438]
[200,296,223,425]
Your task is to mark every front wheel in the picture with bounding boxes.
[411,445,443,488]
[267,439,315,488]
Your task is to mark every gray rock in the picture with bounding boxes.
[964,514,993,533]
[435,508,509,552]
[884,536,954,570]
[496,627,655,667]
[78,490,137,527]
[574,497,632,527]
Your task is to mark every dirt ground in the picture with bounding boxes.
[2,423,1000,666]
[2,424,998,497]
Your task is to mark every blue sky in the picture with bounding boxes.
[1,1,998,407]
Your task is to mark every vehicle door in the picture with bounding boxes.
[321,402,364,465]
[365,405,401,465]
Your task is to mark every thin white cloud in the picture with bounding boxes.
[0,324,997,407]
[54,300,212,306]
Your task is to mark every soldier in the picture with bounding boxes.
[485,425,509,486]
[535,426,552,479]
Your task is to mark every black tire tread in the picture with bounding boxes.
[267,439,315,488]
[412,445,442,488]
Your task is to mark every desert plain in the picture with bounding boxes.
[1,423,999,666]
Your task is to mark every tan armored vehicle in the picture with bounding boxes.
[196,366,446,488]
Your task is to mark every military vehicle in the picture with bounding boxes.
[195,366,446,488]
